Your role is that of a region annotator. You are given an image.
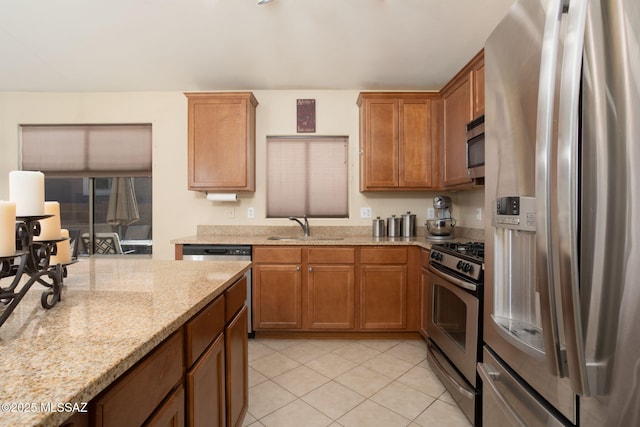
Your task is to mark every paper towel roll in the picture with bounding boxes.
[206,193,238,202]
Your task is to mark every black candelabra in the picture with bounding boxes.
[0,216,66,328]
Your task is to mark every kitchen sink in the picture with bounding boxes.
[267,236,344,241]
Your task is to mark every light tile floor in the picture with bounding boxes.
[245,338,471,427]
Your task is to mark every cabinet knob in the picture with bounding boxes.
[296,266,301,272]
[308,267,313,272]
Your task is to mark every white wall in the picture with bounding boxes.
[0,91,484,260]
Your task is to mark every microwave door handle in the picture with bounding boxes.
[534,0,567,378]
[556,0,590,395]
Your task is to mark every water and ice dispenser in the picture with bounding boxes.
[492,196,545,355]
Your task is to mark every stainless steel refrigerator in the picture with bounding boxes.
[480,0,640,425]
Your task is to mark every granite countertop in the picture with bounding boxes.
[171,225,484,249]
[0,257,251,427]
[172,233,441,248]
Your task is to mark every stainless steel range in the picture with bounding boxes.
[426,241,484,426]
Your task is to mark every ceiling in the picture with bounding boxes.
[0,0,515,92]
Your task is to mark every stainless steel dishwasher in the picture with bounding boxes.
[182,244,253,337]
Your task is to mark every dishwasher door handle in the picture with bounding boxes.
[203,249,230,255]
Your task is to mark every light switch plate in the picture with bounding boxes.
[476,208,483,221]
[247,207,255,219]
[360,207,372,219]
[427,208,435,219]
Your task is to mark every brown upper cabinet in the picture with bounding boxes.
[357,92,440,191]
[441,50,484,189]
[186,92,258,192]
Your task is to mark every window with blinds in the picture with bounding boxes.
[267,136,348,218]
[20,124,152,177]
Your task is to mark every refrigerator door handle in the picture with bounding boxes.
[534,0,567,378]
[556,0,590,395]
[477,362,527,427]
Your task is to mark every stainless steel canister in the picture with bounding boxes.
[387,215,403,237]
[401,211,417,237]
[372,217,386,237]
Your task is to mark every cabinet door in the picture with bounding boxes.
[225,306,248,427]
[306,265,356,329]
[442,73,473,188]
[399,98,435,188]
[360,97,399,189]
[187,93,256,191]
[360,265,408,330]
[186,334,226,427]
[472,58,485,118]
[253,264,302,329]
[145,385,185,427]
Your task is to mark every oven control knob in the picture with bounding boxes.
[464,263,473,273]
[456,260,464,270]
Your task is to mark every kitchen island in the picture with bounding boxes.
[0,257,251,427]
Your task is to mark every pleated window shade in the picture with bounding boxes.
[20,124,152,177]
[267,136,348,218]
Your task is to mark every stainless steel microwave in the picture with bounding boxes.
[466,115,485,179]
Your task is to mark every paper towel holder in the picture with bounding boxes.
[206,192,238,202]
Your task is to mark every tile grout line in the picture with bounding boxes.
[247,338,468,426]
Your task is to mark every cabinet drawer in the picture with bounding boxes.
[186,296,225,367]
[308,247,355,264]
[360,247,408,264]
[93,330,184,427]
[225,275,247,323]
[253,247,302,263]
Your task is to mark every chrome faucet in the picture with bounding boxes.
[289,215,310,236]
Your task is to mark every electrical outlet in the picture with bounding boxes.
[226,207,235,219]
[427,208,435,219]
[247,207,255,219]
[360,207,372,219]
[476,208,483,221]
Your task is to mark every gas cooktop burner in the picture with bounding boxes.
[434,242,485,261]
[429,241,485,284]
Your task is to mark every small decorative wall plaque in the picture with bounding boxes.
[296,99,316,133]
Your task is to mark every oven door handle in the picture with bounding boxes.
[427,343,474,400]
[428,263,478,293]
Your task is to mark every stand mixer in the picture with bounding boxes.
[426,195,456,240]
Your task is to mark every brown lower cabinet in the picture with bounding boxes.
[360,247,408,330]
[253,246,418,332]
[87,275,248,427]
[187,334,226,426]
[225,305,248,427]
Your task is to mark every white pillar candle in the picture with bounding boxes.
[35,201,62,241]
[0,201,17,257]
[9,171,45,216]
[51,228,71,265]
